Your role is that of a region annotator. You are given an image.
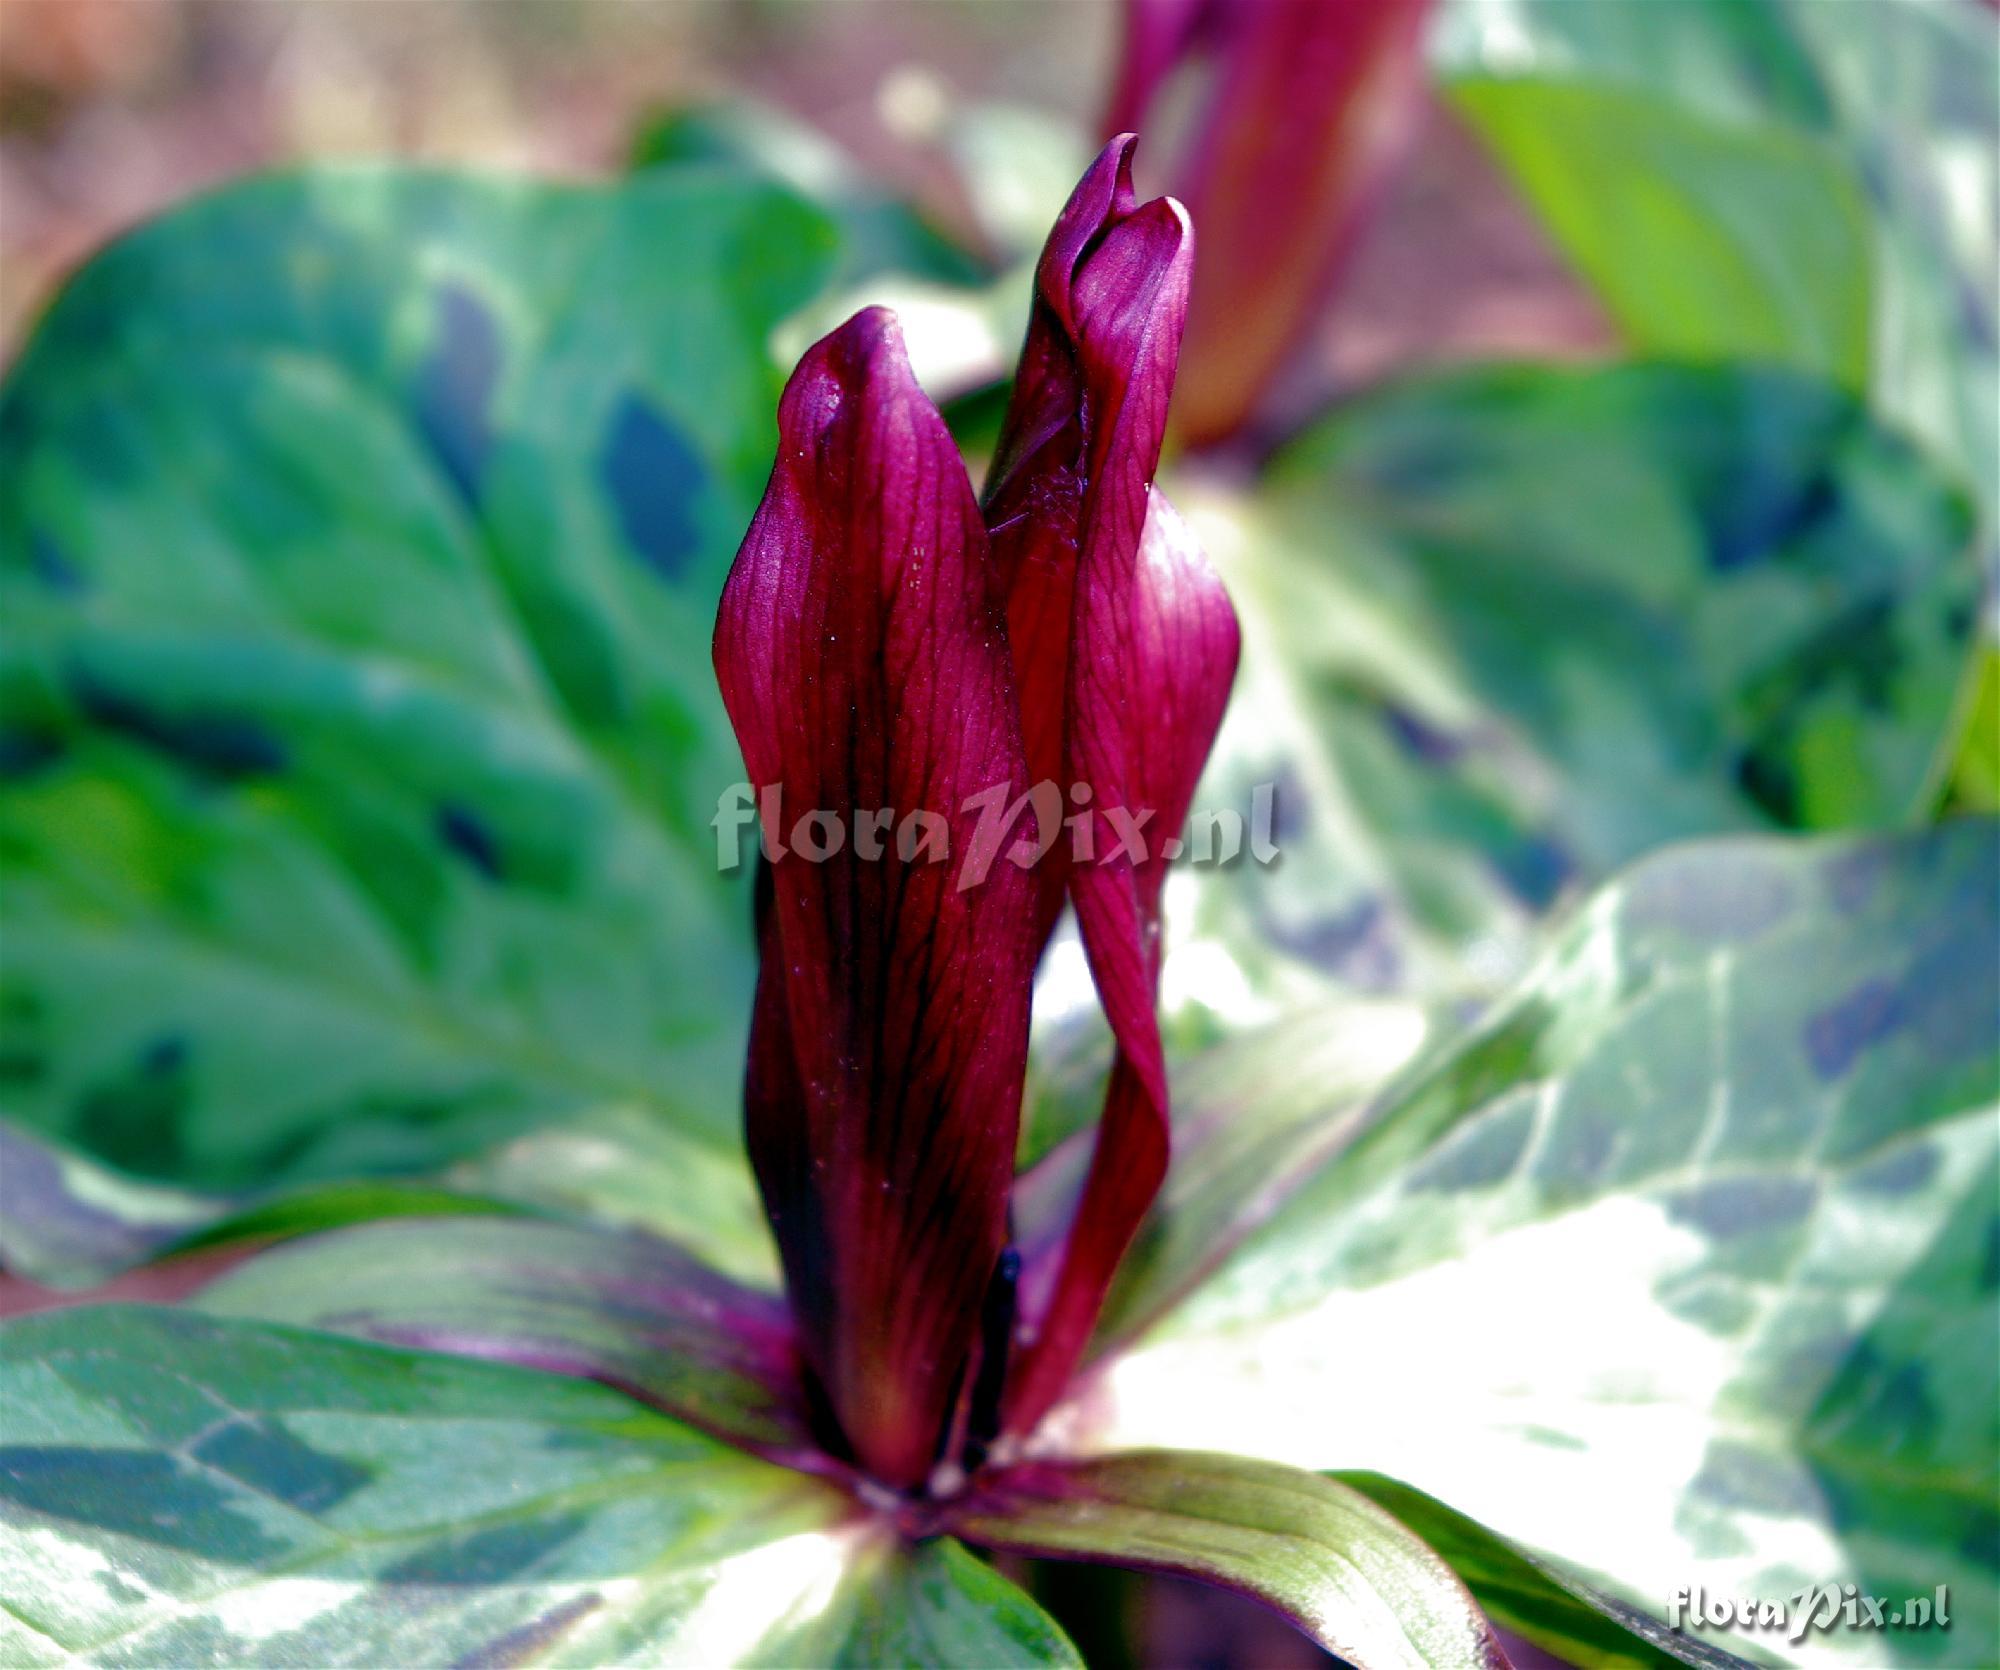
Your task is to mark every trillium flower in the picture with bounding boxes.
[1106,0,1434,445]
[713,135,1240,1494]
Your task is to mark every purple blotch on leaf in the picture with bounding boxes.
[1487,829,1572,911]
[437,804,503,881]
[1805,977,1905,1080]
[1665,1175,1818,1240]
[379,1513,587,1587]
[1381,702,1463,765]
[0,725,64,781]
[0,1448,289,1559]
[1700,466,1842,572]
[71,668,285,780]
[28,529,85,594]
[1847,1142,1941,1197]
[600,392,704,581]
[189,1417,372,1515]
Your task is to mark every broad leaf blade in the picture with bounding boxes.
[0,1119,527,1290]
[1100,822,2000,1666]
[0,164,837,1186]
[630,97,984,291]
[0,1110,778,1293]
[768,1538,1082,1670]
[1186,363,1979,1002]
[441,1102,778,1288]
[1448,77,1871,386]
[0,1306,1078,1666]
[951,1450,1507,1669]
[1435,0,1998,554]
[1011,999,1433,1351]
[198,1216,805,1461]
[1336,1473,1754,1670]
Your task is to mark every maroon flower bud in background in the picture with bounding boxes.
[1107,0,1435,447]
[714,136,1238,1493]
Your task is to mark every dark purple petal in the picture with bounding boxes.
[982,135,1145,945]
[1006,492,1238,1434]
[982,137,1240,1435]
[715,308,1041,1490]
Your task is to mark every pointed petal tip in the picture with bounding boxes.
[1130,192,1195,268]
[806,304,911,383]
[776,305,932,449]
[1105,130,1140,180]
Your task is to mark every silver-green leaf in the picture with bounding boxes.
[0,1306,1078,1667]
[1097,822,1998,1667]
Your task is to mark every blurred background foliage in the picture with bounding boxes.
[1,0,1590,381]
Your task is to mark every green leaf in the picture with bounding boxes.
[628,98,1034,406]
[0,1105,781,1292]
[1435,0,1999,555]
[0,163,838,1187]
[0,1120,242,1287]
[1184,362,1979,1000]
[1946,647,2000,812]
[1012,1000,1433,1351]
[1097,822,1999,1666]
[1335,1473,1754,1670]
[772,1538,1083,1670]
[951,1450,1506,1669]
[198,1215,802,1458]
[1448,77,1871,385]
[0,1118,538,1290]
[0,1306,1078,1666]
[630,97,985,289]
[440,1100,779,1286]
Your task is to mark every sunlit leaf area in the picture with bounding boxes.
[1,2,1993,1666]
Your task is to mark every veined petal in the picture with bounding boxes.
[982,134,1146,908]
[982,139,1240,1436]
[982,133,1217,940]
[1007,491,1239,1435]
[715,308,1040,1490]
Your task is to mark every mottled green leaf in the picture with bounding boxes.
[767,1537,1083,1670]
[0,164,838,1187]
[0,1119,533,1289]
[1449,77,1871,384]
[0,1306,1078,1666]
[1185,362,1978,1000]
[198,1216,802,1459]
[1097,822,1999,1666]
[1336,1472,1754,1670]
[0,1103,781,1294]
[0,1121,241,1287]
[951,1450,1506,1668]
[628,99,1029,405]
[1436,0,1998,557]
[1012,1000,1433,1352]
[630,96,984,290]
[442,1100,778,1288]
